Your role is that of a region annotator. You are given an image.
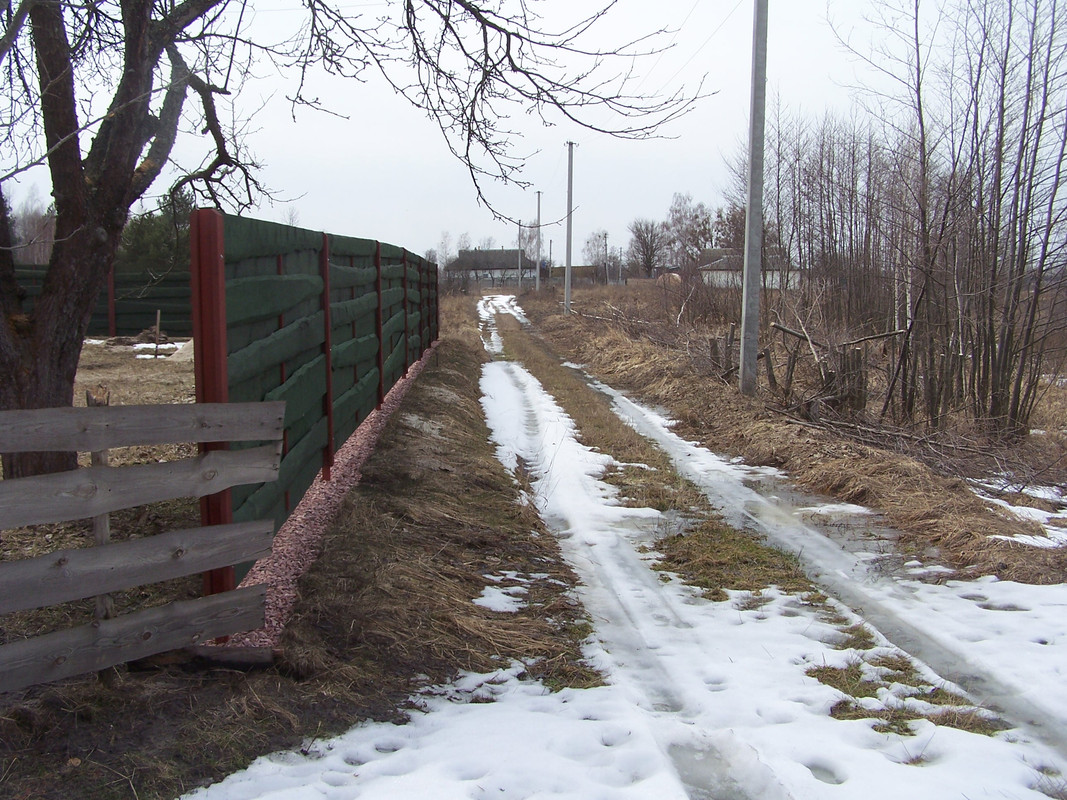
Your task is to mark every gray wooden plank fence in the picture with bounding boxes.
[0,401,284,693]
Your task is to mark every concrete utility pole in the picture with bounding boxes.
[603,232,609,283]
[739,0,768,396]
[517,219,522,289]
[535,191,542,291]
[565,141,575,314]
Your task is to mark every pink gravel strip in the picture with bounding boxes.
[228,343,439,649]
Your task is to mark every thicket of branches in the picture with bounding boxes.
[765,0,1067,432]
[630,0,1066,434]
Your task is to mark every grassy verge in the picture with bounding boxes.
[0,295,595,800]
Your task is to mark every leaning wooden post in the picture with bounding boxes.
[86,386,115,623]
[190,209,235,597]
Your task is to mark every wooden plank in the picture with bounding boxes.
[381,307,406,343]
[222,214,323,262]
[383,338,407,379]
[0,445,281,529]
[113,271,192,286]
[330,292,378,328]
[226,274,324,326]
[0,402,285,454]
[278,417,327,488]
[113,285,192,300]
[109,300,191,314]
[0,586,266,693]
[329,264,377,290]
[332,334,378,370]
[233,479,285,525]
[327,233,378,260]
[0,521,273,614]
[380,286,404,310]
[334,369,378,424]
[265,355,327,426]
[227,311,325,385]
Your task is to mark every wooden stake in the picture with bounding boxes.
[85,387,115,622]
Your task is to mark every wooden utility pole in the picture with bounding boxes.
[739,0,769,396]
[565,141,575,314]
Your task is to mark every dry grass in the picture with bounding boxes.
[654,519,811,601]
[521,284,1067,584]
[807,662,881,699]
[0,295,597,799]
[807,647,1008,741]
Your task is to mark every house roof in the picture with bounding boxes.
[696,247,793,272]
[446,249,536,272]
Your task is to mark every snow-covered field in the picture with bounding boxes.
[182,296,1067,800]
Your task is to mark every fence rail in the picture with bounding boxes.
[191,211,439,591]
[0,401,284,693]
[14,266,192,337]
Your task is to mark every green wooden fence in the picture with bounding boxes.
[15,266,192,337]
[190,211,439,593]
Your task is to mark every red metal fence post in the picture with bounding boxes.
[434,260,440,342]
[190,208,234,596]
[375,241,385,405]
[402,249,411,373]
[320,233,335,480]
[421,258,429,351]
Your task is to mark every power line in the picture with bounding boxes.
[636,0,704,92]
[659,0,746,93]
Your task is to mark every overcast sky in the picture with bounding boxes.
[11,0,886,263]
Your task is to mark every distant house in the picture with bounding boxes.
[548,265,597,282]
[446,248,537,286]
[696,247,800,290]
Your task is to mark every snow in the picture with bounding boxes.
[471,584,527,613]
[969,480,1067,549]
[182,297,1067,800]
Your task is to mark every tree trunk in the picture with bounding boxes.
[0,219,120,478]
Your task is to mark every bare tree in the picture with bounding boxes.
[436,231,454,268]
[12,186,55,265]
[0,1,697,476]
[752,0,1067,432]
[582,229,609,282]
[664,192,714,271]
[626,218,668,276]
